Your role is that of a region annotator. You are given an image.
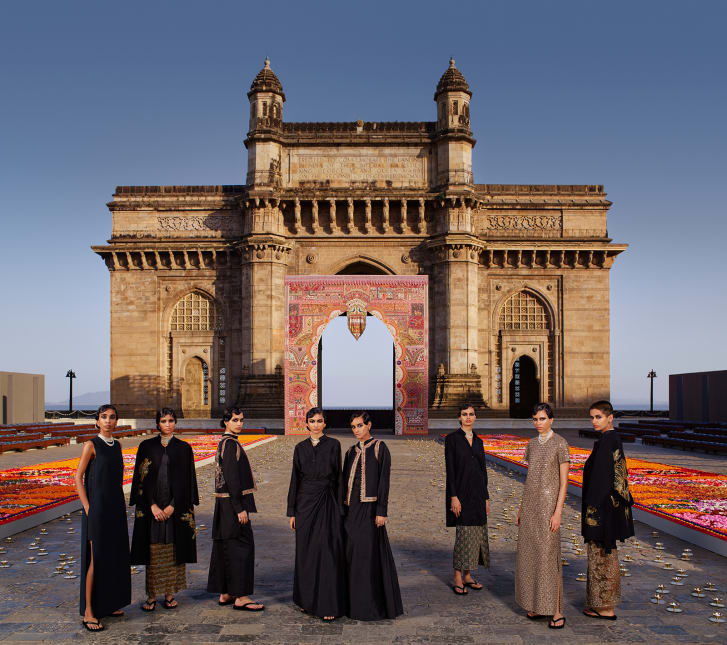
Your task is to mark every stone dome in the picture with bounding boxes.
[434,58,471,100]
[248,58,285,100]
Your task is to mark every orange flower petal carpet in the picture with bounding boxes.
[0,434,270,527]
[478,434,727,543]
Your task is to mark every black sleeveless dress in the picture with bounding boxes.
[79,436,131,617]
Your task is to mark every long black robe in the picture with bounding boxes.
[342,438,403,621]
[79,437,131,617]
[129,435,199,565]
[207,433,257,597]
[286,435,346,617]
[581,429,635,553]
[444,429,489,527]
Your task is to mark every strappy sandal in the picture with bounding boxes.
[549,616,566,629]
[321,616,336,622]
[163,597,178,609]
[82,619,104,632]
[141,599,156,612]
[463,579,483,590]
[452,584,468,595]
[218,597,235,606]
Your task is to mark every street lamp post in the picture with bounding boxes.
[66,370,76,413]
[647,369,657,413]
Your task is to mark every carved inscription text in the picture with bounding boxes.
[292,153,425,185]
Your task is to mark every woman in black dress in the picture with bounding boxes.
[73,404,131,632]
[286,407,345,621]
[206,407,264,611]
[444,403,490,595]
[342,411,403,620]
[581,400,634,620]
[130,408,199,611]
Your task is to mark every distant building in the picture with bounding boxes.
[0,372,45,425]
[670,370,727,424]
[93,59,626,422]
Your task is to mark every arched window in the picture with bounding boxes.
[170,292,219,331]
[498,291,550,330]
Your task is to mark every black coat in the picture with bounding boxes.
[445,429,489,527]
[211,433,257,540]
[581,429,635,552]
[129,435,199,565]
[342,438,391,517]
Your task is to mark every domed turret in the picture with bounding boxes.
[248,57,286,100]
[434,58,471,101]
[433,59,474,187]
[434,58,472,133]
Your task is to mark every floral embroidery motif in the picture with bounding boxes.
[612,449,631,503]
[585,504,600,526]
[137,457,151,496]
[180,511,196,534]
[135,509,145,518]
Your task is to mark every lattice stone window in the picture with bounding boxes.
[499,291,549,330]
[170,292,218,331]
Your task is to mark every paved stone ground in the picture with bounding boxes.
[0,435,725,644]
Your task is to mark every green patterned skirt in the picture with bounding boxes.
[453,525,490,571]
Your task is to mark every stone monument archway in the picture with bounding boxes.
[285,275,428,435]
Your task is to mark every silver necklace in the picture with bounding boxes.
[97,433,115,446]
[538,430,553,444]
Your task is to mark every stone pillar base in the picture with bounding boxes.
[237,374,284,418]
[430,372,486,416]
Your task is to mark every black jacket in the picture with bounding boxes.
[445,429,489,527]
[129,435,199,564]
[581,429,635,552]
[342,438,391,517]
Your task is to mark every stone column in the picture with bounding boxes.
[382,198,390,233]
[328,198,337,233]
[428,234,485,412]
[238,236,292,417]
[311,200,319,234]
[346,198,354,231]
[364,199,372,233]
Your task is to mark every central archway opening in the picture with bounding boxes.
[509,354,539,418]
[318,313,395,432]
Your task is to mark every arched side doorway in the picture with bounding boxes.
[493,288,556,417]
[181,356,211,417]
[285,275,428,435]
[167,290,222,418]
[509,355,539,418]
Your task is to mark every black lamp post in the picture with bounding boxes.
[66,370,76,413]
[647,369,657,412]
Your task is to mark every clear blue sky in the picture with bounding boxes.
[1,1,725,408]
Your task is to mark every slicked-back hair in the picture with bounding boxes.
[458,402,476,416]
[589,400,614,416]
[220,406,245,429]
[349,411,371,425]
[306,407,326,422]
[532,402,554,419]
[95,404,118,421]
[155,407,177,430]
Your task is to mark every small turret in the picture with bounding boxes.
[247,57,285,132]
[434,58,472,133]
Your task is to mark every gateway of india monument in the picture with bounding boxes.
[92,58,626,429]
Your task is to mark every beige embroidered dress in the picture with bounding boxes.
[515,433,570,615]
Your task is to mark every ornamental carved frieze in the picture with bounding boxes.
[157,215,238,233]
[487,214,561,231]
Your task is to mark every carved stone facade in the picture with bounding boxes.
[93,58,626,419]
